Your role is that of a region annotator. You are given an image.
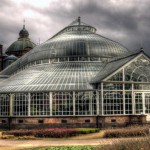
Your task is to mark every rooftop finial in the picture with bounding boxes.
[78,16,81,25]
[140,47,143,51]
[23,19,25,29]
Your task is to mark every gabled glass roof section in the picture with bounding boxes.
[91,52,141,83]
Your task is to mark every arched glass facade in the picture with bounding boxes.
[0,18,150,125]
[0,54,150,117]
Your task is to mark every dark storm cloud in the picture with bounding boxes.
[81,0,150,54]
[1,0,150,55]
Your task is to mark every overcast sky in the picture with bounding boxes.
[1,0,150,55]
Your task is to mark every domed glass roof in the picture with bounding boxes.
[0,17,131,82]
[0,17,135,93]
[4,17,129,69]
[29,17,129,61]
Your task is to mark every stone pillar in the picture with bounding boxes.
[28,93,31,116]
[122,68,125,115]
[73,91,75,115]
[49,92,53,116]
[9,94,13,116]
[142,93,145,114]
[101,83,104,115]
[132,83,135,114]
[89,92,92,115]
[123,83,125,114]
[96,90,99,115]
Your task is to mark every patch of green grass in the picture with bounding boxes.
[77,128,100,134]
[26,146,97,150]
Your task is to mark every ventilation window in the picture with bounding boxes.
[111,119,116,123]
[38,120,44,124]
[111,125,117,128]
[85,119,91,123]
[42,59,49,64]
[36,60,41,65]
[61,120,67,123]
[1,120,6,124]
[18,120,23,123]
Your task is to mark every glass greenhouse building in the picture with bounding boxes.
[0,17,149,129]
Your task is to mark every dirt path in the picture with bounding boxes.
[0,137,145,150]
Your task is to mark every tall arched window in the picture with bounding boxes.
[125,56,150,82]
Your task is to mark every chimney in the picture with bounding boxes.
[0,44,2,56]
[0,44,3,71]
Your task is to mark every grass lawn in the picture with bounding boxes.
[23,146,98,150]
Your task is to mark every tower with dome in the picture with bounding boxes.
[0,24,36,71]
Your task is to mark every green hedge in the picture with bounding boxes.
[4,128,100,138]
[103,126,149,138]
[4,128,78,138]
[77,128,100,134]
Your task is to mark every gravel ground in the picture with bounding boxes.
[0,137,144,150]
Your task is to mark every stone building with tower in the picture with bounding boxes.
[0,25,36,71]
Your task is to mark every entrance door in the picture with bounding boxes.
[145,93,150,113]
[145,93,150,121]
[134,93,150,121]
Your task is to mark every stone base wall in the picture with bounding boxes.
[0,115,147,129]
[98,115,147,128]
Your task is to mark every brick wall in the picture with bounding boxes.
[98,115,147,128]
[0,115,147,129]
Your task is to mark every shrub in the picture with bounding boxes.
[95,137,150,150]
[77,128,100,134]
[4,128,100,138]
[4,128,80,138]
[16,136,35,140]
[1,135,15,139]
[34,128,79,138]
[4,130,34,136]
[103,125,149,138]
